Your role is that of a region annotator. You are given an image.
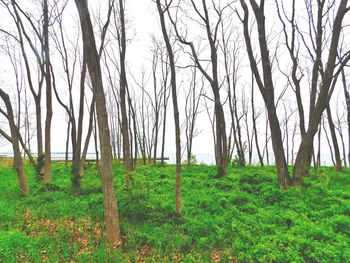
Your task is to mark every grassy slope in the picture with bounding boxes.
[0,163,349,262]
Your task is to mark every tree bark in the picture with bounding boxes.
[240,0,291,188]
[74,0,121,244]
[0,88,29,196]
[117,0,132,189]
[156,0,182,216]
[43,0,52,184]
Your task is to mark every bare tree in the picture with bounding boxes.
[183,66,204,166]
[0,88,29,195]
[52,0,112,192]
[115,0,132,189]
[0,0,47,181]
[220,21,245,166]
[239,0,291,188]
[275,0,350,184]
[160,51,171,166]
[156,0,182,216]
[150,38,163,166]
[74,0,121,244]
[169,0,229,177]
[42,0,52,184]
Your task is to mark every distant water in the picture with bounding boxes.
[0,152,336,166]
[166,153,215,165]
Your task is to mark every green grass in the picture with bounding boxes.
[0,163,349,262]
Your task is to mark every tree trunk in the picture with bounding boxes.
[267,103,291,188]
[80,97,95,175]
[65,119,71,166]
[35,99,44,181]
[156,0,182,216]
[74,0,121,244]
[118,0,131,189]
[0,89,29,196]
[326,106,342,171]
[43,0,52,184]
[341,70,350,165]
[240,0,291,187]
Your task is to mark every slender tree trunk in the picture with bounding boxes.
[326,105,342,171]
[118,0,131,189]
[35,100,44,181]
[71,58,87,192]
[80,97,95,175]
[43,0,52,184]
[65,119,71,166]
[156,0,182,215]
[160,84,169,166]
[93,110,99,168]
[341,70,350,165]
[251,80,263,166]
[323,116,335,166]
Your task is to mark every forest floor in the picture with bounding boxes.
[0,162,349,262]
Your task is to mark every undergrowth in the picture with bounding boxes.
[0,163,349,262]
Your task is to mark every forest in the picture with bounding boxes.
[0,0,349,261]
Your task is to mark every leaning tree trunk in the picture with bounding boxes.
[74,0,121,244]
[240,0,291,188]
[0,89,29,196]
[266,102,291,188]
[293,118,319,185]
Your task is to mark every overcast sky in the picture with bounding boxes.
[1,0,348,165]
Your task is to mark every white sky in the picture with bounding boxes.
[0,0,349,165]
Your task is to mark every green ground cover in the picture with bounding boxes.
[0,163,349,262]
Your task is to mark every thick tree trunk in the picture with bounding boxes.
[214,103,228,177]
[267,103,291,188]
[293,130,317,185]
[74,0,121,244]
